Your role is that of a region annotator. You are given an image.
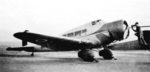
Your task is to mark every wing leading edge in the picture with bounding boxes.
[13,31,98,51]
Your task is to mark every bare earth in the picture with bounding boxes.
[0,47,150,72]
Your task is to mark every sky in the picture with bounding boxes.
[0,0,150,42]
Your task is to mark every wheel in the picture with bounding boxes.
[78,50,83,58]
[31,52,34,56]
[99,49,105,56]
[99,49,113,59]
[78,49,95,61]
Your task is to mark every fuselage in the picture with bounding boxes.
[62,19,129,46]
[13,19,129,51]
[7,19,130,61]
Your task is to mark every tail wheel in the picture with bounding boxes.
[78,49,95,61]
[31,52,34,56]
[99,49,114,59]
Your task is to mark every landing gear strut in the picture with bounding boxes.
[99,46,116,60]
[31,51,34,56]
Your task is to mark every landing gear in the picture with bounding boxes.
[99,46,116,60]
[78,49,98,62]
[99,49,113,59]
[31,51,34,56]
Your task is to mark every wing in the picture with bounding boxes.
[13,32,97,51]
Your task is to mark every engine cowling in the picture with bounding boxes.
[107,20,129,40]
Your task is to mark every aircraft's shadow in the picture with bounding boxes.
[51,58,104,63]
[1,54,150,65]
[0,53,105,63]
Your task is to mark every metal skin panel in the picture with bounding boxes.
[97,20,129,41]
[14,32,95,51]
[96,33,114,46]
[11,20,129,51]
[88,20,129,45]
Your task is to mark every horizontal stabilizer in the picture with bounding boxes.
[6,47,34,52]
[6,46,52,52]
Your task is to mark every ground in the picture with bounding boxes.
[0,46,150,72]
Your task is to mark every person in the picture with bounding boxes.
[131,22,139,32]
[131,22,143,45]
[131,22,141,37]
